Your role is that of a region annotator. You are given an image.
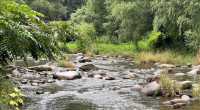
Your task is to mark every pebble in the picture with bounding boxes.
[36,90,44,95]
[31,83,39,86]
[21,79,28,84]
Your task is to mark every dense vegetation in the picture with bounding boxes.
[70,0,200,52]
[1,0,200,109]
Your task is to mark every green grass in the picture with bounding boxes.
[66,42,195,65]
[93,43,135,56]
[67,42,135,57]
[66,42,79,53]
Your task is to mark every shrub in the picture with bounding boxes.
[0,69,24,110]
[138,31,161,50]
[75,22,96,53]
[160,73,181,97]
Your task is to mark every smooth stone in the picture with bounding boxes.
[36,90,44,95]
[146,75,160,83]
[53,71,81,80]
[179,81,193,90]
[22,74,40,80]
[78,57,92,63]
[181,95,190,101]
[175,73,186,77]
[39,72,48,76]
[122,73,137,79]
[158,64,176,68]
[163,95,190,107]
[21,79,28,84]
[132,85,142,91]
[31,83,39,86]
[47,79,55,83]
[12,69,21,77]
[187,69,200,76]
[28,65,53,72]
[79,63,98,71]
[93,74,103,79]
[103,76,115,80]
[192,65,200,70]
[141,81,161,96]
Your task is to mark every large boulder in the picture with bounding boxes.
[141,81,161,96]
[28,65,53,72]
[53,71,81,80]
[79,63,98,71]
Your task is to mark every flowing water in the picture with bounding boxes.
[19,55,200,110]
[21,56,159,110]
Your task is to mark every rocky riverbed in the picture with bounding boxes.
[7,53,200,110]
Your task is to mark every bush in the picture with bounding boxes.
[0,69,24,110]
[75,22,96,53]
[138,31,161,50]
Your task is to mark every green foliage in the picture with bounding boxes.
[75,22,96,53]
[25,0,66,20]
[0,0,58,64]
[71,0,107,35]
[0,68,24,110]
[138,31,161,50]
[47,21,77,52]
[152,0,200,51]
[110,1,152,42]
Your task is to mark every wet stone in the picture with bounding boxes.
[31,83,39,86]
[21,79,28,84]
[47,79,55,83]
[36,90,44,95]
[103,76,115,80]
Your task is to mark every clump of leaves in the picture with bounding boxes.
[160,73,181,97]
[0,0,58,65]
[75,22,96,53]
[0,80,24,110]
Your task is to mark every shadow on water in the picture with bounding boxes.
[46,96,97,110]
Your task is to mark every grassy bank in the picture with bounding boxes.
[66,42,196,65]
[67,42,135,57]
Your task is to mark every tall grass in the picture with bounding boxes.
[135,51,195,65]
[160,73,181,97]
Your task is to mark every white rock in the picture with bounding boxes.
[158,64,175,68]
[53,71,81,80]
